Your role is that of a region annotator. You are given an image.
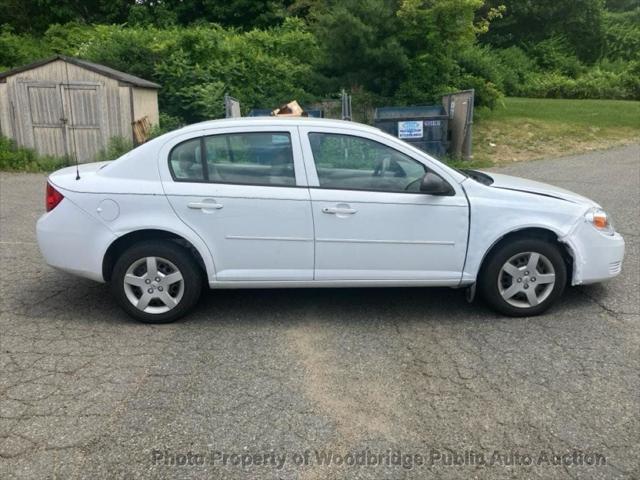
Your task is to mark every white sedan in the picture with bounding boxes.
[37,118,625,323]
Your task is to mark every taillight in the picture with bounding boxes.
[46,182,64,212]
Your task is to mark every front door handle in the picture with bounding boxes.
[322,206,357,215]
[188,200,223,211]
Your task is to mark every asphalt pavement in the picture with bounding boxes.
[1,144,638,479]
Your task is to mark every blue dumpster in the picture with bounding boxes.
[374,105,449,157]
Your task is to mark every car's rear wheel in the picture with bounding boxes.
[479,238,567,316]
[111,241,202,323]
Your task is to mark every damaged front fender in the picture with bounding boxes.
[559,216,625,286]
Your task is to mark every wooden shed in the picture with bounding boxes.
[0,55,160,163]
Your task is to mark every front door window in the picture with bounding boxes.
[308,133,426,192]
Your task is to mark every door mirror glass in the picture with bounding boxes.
[420,172,454,196]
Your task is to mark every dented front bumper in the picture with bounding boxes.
[560,220,625,286]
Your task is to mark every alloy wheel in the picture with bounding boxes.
[123,256,184,314]
[498,251,556,308]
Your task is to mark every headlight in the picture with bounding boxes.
[585,208,615,235]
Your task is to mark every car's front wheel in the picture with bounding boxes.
[479,238,567,316]
[111,241,202,323]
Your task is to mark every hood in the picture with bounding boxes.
[481,171,600,207]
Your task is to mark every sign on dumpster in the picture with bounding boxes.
[398,120,423,139]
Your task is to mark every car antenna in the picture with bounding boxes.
[63,59,81,180]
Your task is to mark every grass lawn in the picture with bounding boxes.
[472,97,640,165]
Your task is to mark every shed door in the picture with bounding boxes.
[62,84,106,163]
[21,81,106,163]
[25,83,68,158]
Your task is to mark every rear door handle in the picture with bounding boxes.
[188,200,223,211]
[322,206,357,215]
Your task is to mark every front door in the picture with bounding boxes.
[162,126,314,282]
[299,128,469,284]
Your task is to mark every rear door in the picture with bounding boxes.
[161,125,314,282]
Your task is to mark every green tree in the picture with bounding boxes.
[0,0,132,33]
[480,0,607,64]
[603,8,640,61]
[604,0,640,12]
[0,26,48,70]
[57,20,319,122]
[395,0,486,104]
[0,0,295,32]
[310,0,408,97]
[128,0,294,29]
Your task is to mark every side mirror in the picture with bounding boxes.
[420,172,455,196]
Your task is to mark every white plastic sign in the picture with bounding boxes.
[398,121,423,139]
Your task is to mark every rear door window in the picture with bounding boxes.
[204,132,296,187]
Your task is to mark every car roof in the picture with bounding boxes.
[174,116,381,135]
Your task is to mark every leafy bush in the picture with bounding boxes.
[149,113,185,139]
[95,137,134,162]
[520,68,638,100]
[0,136,67,172]
[471,40,640,101]
[620,61,640,98]
[482,0,606,64]
[458,45,506,91]
[53,19,320,123]
[493,47,539,95]
[0,26,48,71]
[455,73,503,109]
[456,45,537,106]
[527,37,584,77]
[603,10,640,61]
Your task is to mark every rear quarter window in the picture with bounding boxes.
[169,138,205,181]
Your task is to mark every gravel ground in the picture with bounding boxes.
[1,144,638,479]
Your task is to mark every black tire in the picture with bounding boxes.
[111,240,202,323]
[479,238,567,317]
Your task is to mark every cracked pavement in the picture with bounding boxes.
[1,144,638,479]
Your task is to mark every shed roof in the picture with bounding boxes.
[0,55,160,89]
